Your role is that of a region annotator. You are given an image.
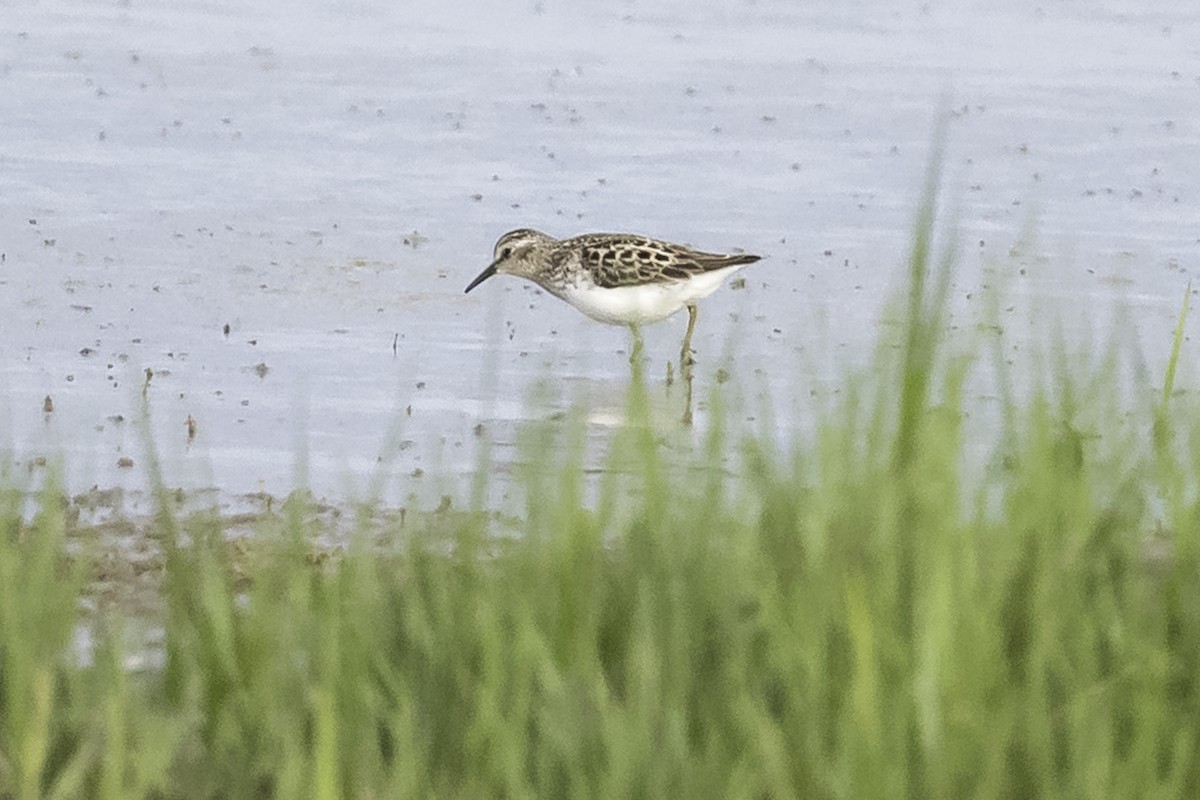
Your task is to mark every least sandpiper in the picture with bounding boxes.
[464,228,761,382]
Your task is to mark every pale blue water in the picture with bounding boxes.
[1,0,1197,511]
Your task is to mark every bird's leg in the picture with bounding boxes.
[680,305,698,426]
[629,324,644,366]
[680,304,698,383]
[628,324,651,416]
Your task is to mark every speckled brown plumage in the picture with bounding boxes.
[564,233,761,289]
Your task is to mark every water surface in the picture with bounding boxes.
[2,0,1197,511]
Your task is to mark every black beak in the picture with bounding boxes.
[464,260,500,294]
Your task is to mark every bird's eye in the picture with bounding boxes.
[500,247,513,259]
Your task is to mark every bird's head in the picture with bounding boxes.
[464,228,555,293]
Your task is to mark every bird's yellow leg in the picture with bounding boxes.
[680,305,698,426]
[680,305,698,383]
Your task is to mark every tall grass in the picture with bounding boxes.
[3,177,1200,798]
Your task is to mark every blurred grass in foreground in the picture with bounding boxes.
[3,175,1200,799]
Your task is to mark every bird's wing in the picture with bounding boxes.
[569,236,760,289]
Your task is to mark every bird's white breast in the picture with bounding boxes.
[555,265,748,326]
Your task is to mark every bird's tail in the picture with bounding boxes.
[705,253,761,270]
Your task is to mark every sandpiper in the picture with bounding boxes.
[464,228,761,381]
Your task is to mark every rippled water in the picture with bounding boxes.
[2,0,1197,510]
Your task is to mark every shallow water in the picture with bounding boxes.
[2,0,1198,511]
